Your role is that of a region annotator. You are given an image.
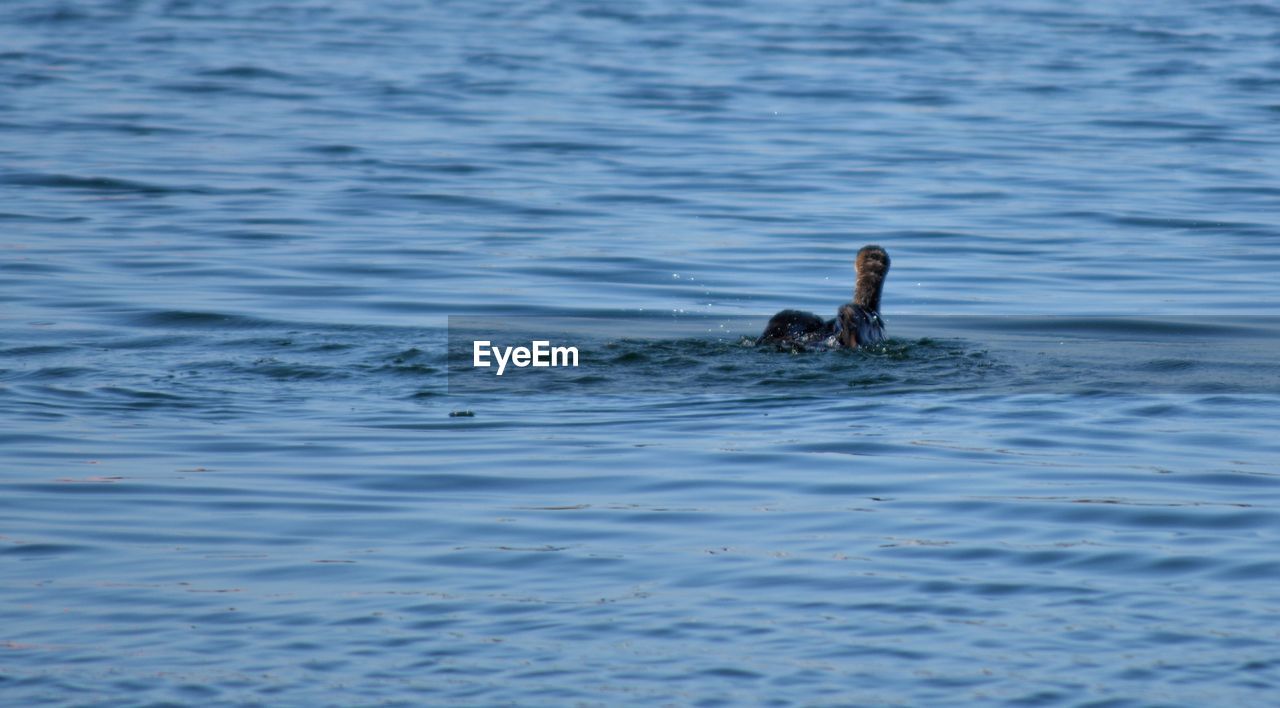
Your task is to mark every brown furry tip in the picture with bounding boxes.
[853,245,890,313]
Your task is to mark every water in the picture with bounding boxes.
[3,1,1279,704]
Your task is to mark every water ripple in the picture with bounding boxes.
[3,0,1280,704]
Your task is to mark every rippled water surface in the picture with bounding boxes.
[3,1,1280,705]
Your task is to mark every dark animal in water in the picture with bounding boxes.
[759,245,890,349]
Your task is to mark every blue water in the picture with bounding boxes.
[3,1,1280,704]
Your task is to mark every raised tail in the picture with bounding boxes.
[852,245,890,313]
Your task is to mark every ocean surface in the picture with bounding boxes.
[3,1,1280,705]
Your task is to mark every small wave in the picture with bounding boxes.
[122,310,281,330]
[0,542,89,557]
[301,144,361,155]
[969,315,1266,338]
[498,140,633,154]
[1,172,199,195]
[195,65,297,81]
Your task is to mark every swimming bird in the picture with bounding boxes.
[759,245,890,349]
